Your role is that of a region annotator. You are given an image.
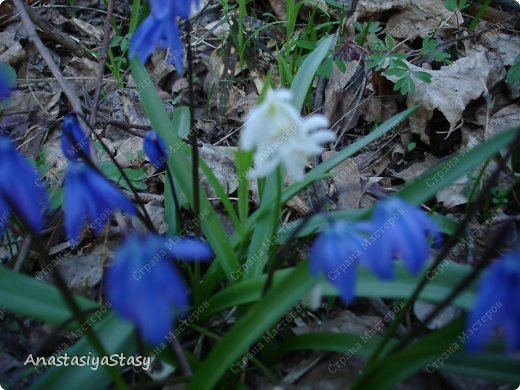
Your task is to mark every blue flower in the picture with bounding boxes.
[61,113,90,161]
[64,161,136,244]
[0,136,47,236]
[149,0,194,20]
[310,221,366,303]
[143,130,168,169]
[129,0,199,72]
[466,252,520,354]
[105,234,214,345]
[363,197,440,279]
[0,62,15,101]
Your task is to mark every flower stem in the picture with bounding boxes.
[185,20,200,236]
[165,165,183,232]
[77,114,156,232]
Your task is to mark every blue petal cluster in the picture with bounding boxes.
[364,197,441,279]
[310,197,439,304]
[0,63,14,101]
[0,136,47,236]
[64,161,136,244]
[466,252,520,354]
[143,130,168,169]
[310,221,365,303]
[129,0,197,72]
[105,234,213,345]
[61,113,90,161]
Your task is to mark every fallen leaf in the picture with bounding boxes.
[199,144,238,199]
[395,52,506,142]
[385,0,463,38]
[323,152,362,209]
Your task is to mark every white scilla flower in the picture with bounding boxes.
[240,89,336,181]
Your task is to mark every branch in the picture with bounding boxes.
[89,0,114,126]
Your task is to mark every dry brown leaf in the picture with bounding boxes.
[268,0,286,20]
[414,301,461,330]
[0,36,25,65]
[477,32,520,66]
[133,203,169,235]
[395,52,506,142]
[199,144,238,199]
[385,0,462,38]
[63,56,99,94]
[70,17,104,40]
[324,60,360,119]
[488,104,520,137]
[293,310,384,336]
[323,152,362,210]
[355,0,409,20]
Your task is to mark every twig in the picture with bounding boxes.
[170,336,192,377]
[75,115,157,232]
[89,0,114,126]
[12,0,83,113]
[17,1,96,60]
[13,236,32,272]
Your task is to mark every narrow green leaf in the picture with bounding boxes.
[131,60,240,280]
[0,266,98,326]
[291,35,334,111]
[32,314,135,389]
[202,261,475,321]
[278,324,520,386]
[188,264,315,390]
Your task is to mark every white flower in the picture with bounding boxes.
[240,89,336,181]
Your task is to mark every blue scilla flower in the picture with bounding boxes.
[0,136,47,236]
[143,130,168,169]
[466,252,520,354]
[363,197,441,279]
[105,234,214,345]
[61,113,90,161]
[310,221,366,303]
[149,0,195,20]
[0,62,15,101]
[64,161,136,244]
[129,0,197,72]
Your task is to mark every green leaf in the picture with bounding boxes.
[99,161,147,191]
[357,318,520,388]
[188,264,315,390]
[335,58,347,73]
[130,60,240,281]
[201,261,476,321]
[414,70,432,83]
[243,171,281,278]
[171,106,190,140]
[32,314,136,390]
[506,55,520,85]
[278,321,520,387]
[317,57,334,78]
[291,35,334,111]
[0,266,98,326]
